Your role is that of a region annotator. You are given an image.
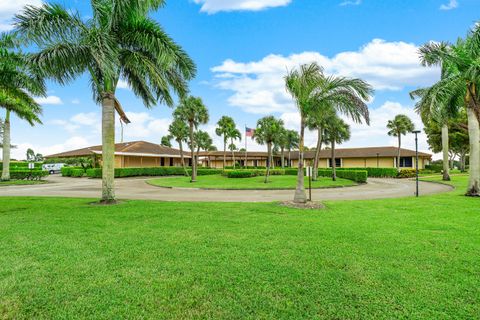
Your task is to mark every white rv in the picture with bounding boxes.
[42,163,65,174]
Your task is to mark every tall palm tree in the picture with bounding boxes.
[168,117,189,176]
[410,81,460,181]
[254,116,284,183]
[285,62,372,203]
[227,126,241,169]
[386,114,415,171]
[324,117,351,181]
[194,130,213,166]
[284,129,299,167]
[276,128,288,168]
[306,105,336,180]
[215,116,235,169]
[0,33,45,181]
[174,96,209,182]
[419,27,480,195]
[15,1,195,203]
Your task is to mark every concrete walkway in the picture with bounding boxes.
[0,175,453,202]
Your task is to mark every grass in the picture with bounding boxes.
[0,175,479,318]
[0,180,47,186]
[147,174,356,189]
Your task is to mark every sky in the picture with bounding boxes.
[1,0,479,160]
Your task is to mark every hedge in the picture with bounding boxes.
[85,167,222,178]
[0,162,43,170]
[225,169,285,178]
[224,166,267,170]
[61,167,84,177]
[70,169,85,178]
[9,170,48,180]
[397,169,417,179]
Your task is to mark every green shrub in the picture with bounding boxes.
[425,164,443,173]
[9,170,48,180]
[85,167,221,178]
[70,169,85,178]
[225,166,267,170]
[336,167,398,178]
[225,169,286,178]
[0,162,43,170]
[61,167,73,177]
[397,169,417,179]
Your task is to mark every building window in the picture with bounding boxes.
[328,158,342,168]
[253,160,258,167]
[400,157,413,168]
[161,157,165,166]
[170,158,174,166]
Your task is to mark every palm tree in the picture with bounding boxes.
[174,96,209,182]
[306,105,336,181]
[386,114,415,171]
[161,135,172,148]
[410,81,460,181]
[276,128,288,168]
[418,28,480,195]
[227,126,241,169]
[324,117,350,181]
[0,33,45,181]
[168,117,189,176]
[284,129,299,167]
[15,1,195,203]
[285,62,372,203]
[194,130,213,167]
[254,116,284,183]
[215,116,235,169]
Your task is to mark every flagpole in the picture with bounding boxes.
[245,124,248,168]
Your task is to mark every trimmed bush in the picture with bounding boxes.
[0,162,43,170]
[336,167,398,178]
[425,164,443,173]
[9,170,48,180]
[225,169,285,178]
[225,166,267,170]
[85,167,222,178]
[70,169,85,178]
[397,169,417,179]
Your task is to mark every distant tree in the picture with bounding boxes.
[194,130,213,166]
[161,135,172,148]
[284,129,299,167]
[174,96,209,182]
[324,117,351,181]
[26,148,35,161]
[387,114,415,171]
[169,117,190,176]
[35,153,43,162]
[227,127,241,169]
[254,116,284,183]
[215,116,236,169]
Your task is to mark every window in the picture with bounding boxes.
[400,157,413,168]
[161,157,165,166]
[170,158,174,166]
[328,158,342,168]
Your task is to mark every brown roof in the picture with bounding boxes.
[289,146,431,160]
[199,151,270,159]
[45,141,190,158]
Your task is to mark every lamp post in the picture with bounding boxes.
[413,130,421,197]
[376,153,379,168]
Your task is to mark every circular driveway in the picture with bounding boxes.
[0,175,453,202]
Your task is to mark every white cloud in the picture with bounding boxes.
[193,0,291,13]
[35,95,63,105]
[211,39,440,115]
[11,136,90,160]
[340,0,361,6]
[117,79,130,90]
[440,0,458,10]
[0,0,42,31]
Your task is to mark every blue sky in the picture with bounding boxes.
[1,0,479,159]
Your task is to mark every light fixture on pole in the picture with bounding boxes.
[412,130,421,197]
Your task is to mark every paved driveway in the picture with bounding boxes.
[0,175,453,202]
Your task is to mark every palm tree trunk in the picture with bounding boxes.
[331,140,336,181]
[397,134,401,171]
[178,140,189,177]
[1,110,11,181]
[313,128,322,181]
[189,122,196,182]
[223,137,226,170]
[294,119,307,203]
[281,147,285,168]
[441,123,450,181]
[265,142,271,183]
[101,95,116,203]
[288,149,291,167]
[466,107,480,196]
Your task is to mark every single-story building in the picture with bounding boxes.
[199,146,431,170]
[45,141,190,168]
[46,141,431,170]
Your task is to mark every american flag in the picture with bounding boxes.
[246,127,255,137]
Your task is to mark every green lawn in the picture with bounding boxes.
[0,175,479,318]
[0,180,47,186]
[148,174,356,189]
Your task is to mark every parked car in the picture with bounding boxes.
[42,163,65,174]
